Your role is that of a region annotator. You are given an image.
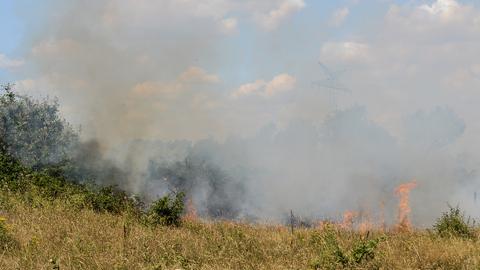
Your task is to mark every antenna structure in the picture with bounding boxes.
[312,61,351,111]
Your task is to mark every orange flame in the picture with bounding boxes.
[358,220,374,234]
[317,220,335,230]
[394,181,417,230]
[357,210,374,233]
[184,198,198,221]
[340,210,357,230]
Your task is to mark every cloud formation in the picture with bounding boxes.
[329,7,349,27]
[0,54,24,70]
[254,0,306,30]
[232,73,296,98]
[386,0,480,37]
[320,42,370,63]
[100,0,304,33]
[220,17,238,34]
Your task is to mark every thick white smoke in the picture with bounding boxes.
[7,0,480,226]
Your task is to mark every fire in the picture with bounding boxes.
[316,220,335,230]
[394,181,417,230]
[340,210,357,230]
[184,198,198,221]
[358,210,374,233]
[358,220,374,234]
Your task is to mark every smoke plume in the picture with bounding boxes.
[7,0,480,226]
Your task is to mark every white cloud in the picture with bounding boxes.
[102,0,305,34]
[232,73,296,98]
[179,66,220,84]
[386,0,479,36]
[126,66,222,140]
[315,0,480,147]
[232,80,266,98]
[220,17,238,34]
[0,54,24,70]
[329,7,349,27]
[418,0,463,21]
[255,0,305,31]
[264,73,296,96]
[320,42,370,63]
[133,66,219,97]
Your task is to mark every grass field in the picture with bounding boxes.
[0,195,479,270]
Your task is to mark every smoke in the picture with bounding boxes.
[8,1,480,226]
[98,105,472,226]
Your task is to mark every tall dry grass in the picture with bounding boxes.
[0,196,479,269]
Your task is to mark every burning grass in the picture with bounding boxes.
[0,196,479,269]
[0,155,456,269]
[395,181,417,231]
[2,173,473,269]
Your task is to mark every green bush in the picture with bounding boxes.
[310,226,382,269]
[433,205,476,239]
[87,186,131,214]
[350,237,382,264]
[147,192,185,226]
[0,151,136,214]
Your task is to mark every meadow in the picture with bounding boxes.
[0,86,479,269]
[0,192,479,269]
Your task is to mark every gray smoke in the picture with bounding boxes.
[8,1,480,226]
[100,105,472,226]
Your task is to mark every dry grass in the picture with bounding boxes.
[0,198,479,269]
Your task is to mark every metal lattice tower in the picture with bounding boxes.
[312,61,351,111]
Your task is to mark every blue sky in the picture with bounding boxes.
[0,0,392,83]
[1,0,480,147]
[0,0,23,79]
[0,1,23,55]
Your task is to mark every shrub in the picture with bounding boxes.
[310,226,382,269]
[147,192,185,226]
[0,151,136,214]
[310,228,346,269]
[87,186,131,214]
[350,237,382,264]
[433,205,476,239]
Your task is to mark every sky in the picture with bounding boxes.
[1,0,480,223]
[0,0,479,147]
[0,0,479,143]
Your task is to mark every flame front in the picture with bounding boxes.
[340,210,357,230]
[394,181,417,230]
[184,198,198,221]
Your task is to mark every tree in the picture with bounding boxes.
[0,83,79,169]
